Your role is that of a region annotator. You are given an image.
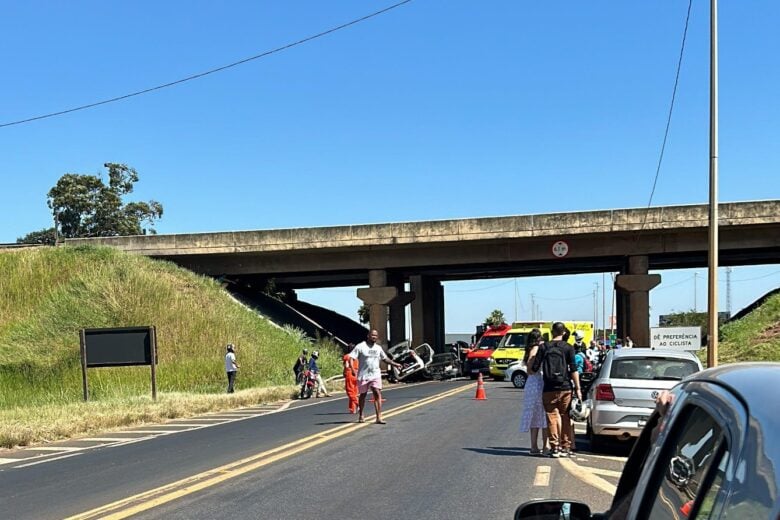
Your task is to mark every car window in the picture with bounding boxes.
[694,445,729,519]
[476,336,501,349]
[502,333,527,348]
[645,406,728,520]
[610,357,699,380]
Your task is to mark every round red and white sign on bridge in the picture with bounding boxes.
[551,240,569,258]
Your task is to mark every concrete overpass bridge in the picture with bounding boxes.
[66,200,780,348]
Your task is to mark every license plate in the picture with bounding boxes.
[638,416,649,428]
[471,368,480,373]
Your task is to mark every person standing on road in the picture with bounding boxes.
[519,329,549,456]
[225,343,240,393]
[309,351,330,398]
[532,322,582,458]
[347,330,402,424]
[342,343,359,413]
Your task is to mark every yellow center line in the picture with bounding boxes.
[66,384,471,520]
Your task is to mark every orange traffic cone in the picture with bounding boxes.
[474,373,487,400]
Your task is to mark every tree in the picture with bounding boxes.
[357,304,370,324]
[17,227,56,245]
[47,163,163,238]
[485,309,506,327]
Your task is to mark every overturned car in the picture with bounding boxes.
[386,342,435,382]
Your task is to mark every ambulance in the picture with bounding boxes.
[489,321,594,380]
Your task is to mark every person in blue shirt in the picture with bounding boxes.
[308,351,330,397]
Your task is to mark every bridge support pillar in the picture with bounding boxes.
[356,270,392,348]
[387,273,414,348]
[615,256,661,347]
[410,275,444,349]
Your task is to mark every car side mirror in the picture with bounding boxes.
[514,500,591,520]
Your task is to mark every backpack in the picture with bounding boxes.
[583,356,594,373]
[536,341,569,386]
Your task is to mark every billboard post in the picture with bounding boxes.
[79,326,158,401]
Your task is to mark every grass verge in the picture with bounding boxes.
[0,380,345,449]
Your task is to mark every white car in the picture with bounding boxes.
[503,360,528,388]
[386,342,435,382]
[586,348,702,449]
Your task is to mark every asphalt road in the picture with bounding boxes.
[0,380,624,519]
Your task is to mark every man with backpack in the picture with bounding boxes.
[532,322,582,458]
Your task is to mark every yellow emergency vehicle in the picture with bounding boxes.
[489,320,594,379]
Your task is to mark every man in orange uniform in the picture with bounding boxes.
[342,343,359,413]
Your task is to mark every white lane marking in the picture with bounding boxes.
[162,423,221,427]
[167,418,225,422]
[124,430,185,434]
[533,465,551,486]
[22,446,83,452]
[79,438,134,442]
[580,453,628,462]
[584,466,623,478]
[7,383,436,470]
[558,457,617,495]
[14,452,83,468]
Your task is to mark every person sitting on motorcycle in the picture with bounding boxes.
[309,351,330,397]
[293,348,309,383]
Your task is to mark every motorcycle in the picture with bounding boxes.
[299,368,317,399]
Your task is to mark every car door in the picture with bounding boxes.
[627,380,748,519]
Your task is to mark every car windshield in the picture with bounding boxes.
[609,357,699,380]
[501,333,527,348]
[476,336,502,349]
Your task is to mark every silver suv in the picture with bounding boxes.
[586,348,702,449]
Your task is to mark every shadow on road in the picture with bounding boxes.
[463,446,537,458]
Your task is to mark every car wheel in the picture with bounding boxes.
[511,371,527,389]
[587,421,606,452]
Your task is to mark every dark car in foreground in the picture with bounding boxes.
[515,362,780,520]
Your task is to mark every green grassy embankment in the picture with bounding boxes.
[0,246,343,448]
[717,291,780,364]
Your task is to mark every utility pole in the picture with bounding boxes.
[593,282,599,334]
[726,267,732,317]
[602,273,606,343]
[514,278,518,322]
[707,0,719,368]
[694,272,698,312]
[531,293,535,321]
[611,273,617,335]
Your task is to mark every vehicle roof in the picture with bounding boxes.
[687,362,780,404]
[609,348,699,360]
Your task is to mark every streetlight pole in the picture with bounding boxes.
[707,0,719,367]
[602,273,606,344]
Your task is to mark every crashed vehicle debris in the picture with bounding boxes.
[386,342,435,382]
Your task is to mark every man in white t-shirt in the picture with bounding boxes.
[348,329,402,424]
[225,343,240,393]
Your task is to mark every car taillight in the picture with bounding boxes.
[595,384,615,401]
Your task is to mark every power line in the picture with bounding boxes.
[653,275,695,292]
[729,270,780,283]
[450,279,514,293]
[0,0,414,129]
[633,0,693,246]
[534,292,592,302]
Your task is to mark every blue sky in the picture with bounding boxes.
[2,1,779,333]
